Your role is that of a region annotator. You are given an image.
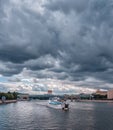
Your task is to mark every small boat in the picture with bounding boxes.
[47,97,69,111]
[62,102,69,111]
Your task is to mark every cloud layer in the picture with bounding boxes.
[0,0,113,94]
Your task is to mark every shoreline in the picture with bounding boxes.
[75,99,113,103]
[0,100,17,105]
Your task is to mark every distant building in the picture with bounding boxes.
[92,89,108,100]
[48,90,52,94]
[79,93,92,99]
[95,89,107,96]
[17,94,29,100]
[107,90,113,99]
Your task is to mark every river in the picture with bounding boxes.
[0,100,113,130]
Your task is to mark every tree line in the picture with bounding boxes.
[0,92,18,100]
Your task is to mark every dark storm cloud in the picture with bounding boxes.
[0,61,22,76]
[45,0,90,13]
[0,0,113,86]
[0,0,60,63]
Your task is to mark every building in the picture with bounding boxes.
[48,90,52,94]
[95,89,107,96]
[79,93,93,99]
[92,89,107,100]
[17,94,29,100]
[107,90,113,99]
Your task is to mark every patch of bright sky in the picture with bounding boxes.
[0,76,8,82]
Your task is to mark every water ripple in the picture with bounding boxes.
[0,101,113,130]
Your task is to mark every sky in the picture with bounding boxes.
[0,0,113,94]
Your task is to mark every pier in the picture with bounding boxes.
[0,100,17,104]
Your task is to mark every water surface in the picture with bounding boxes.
[0,100,113,130]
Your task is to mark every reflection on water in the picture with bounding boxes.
[0,100,113,130]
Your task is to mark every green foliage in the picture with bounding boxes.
[0,91,18,100]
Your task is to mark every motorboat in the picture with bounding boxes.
[47,97,69,111]
[47,97,62,109]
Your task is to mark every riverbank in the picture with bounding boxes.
[0,100,17,105]
[75,99,113,103]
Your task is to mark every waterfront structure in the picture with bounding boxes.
[92,89,107,100]
[17,94,29,100]
[107,90,113,99]
[95,89,107,96]
[48,90,52,94]
[79,93,93,99]
[29,94,53,100]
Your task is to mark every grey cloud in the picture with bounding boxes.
[0,0,113,89]
[0,84,9,92]
[32,84,48,92]
[0,0,60,63]
[44,0,90,13]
